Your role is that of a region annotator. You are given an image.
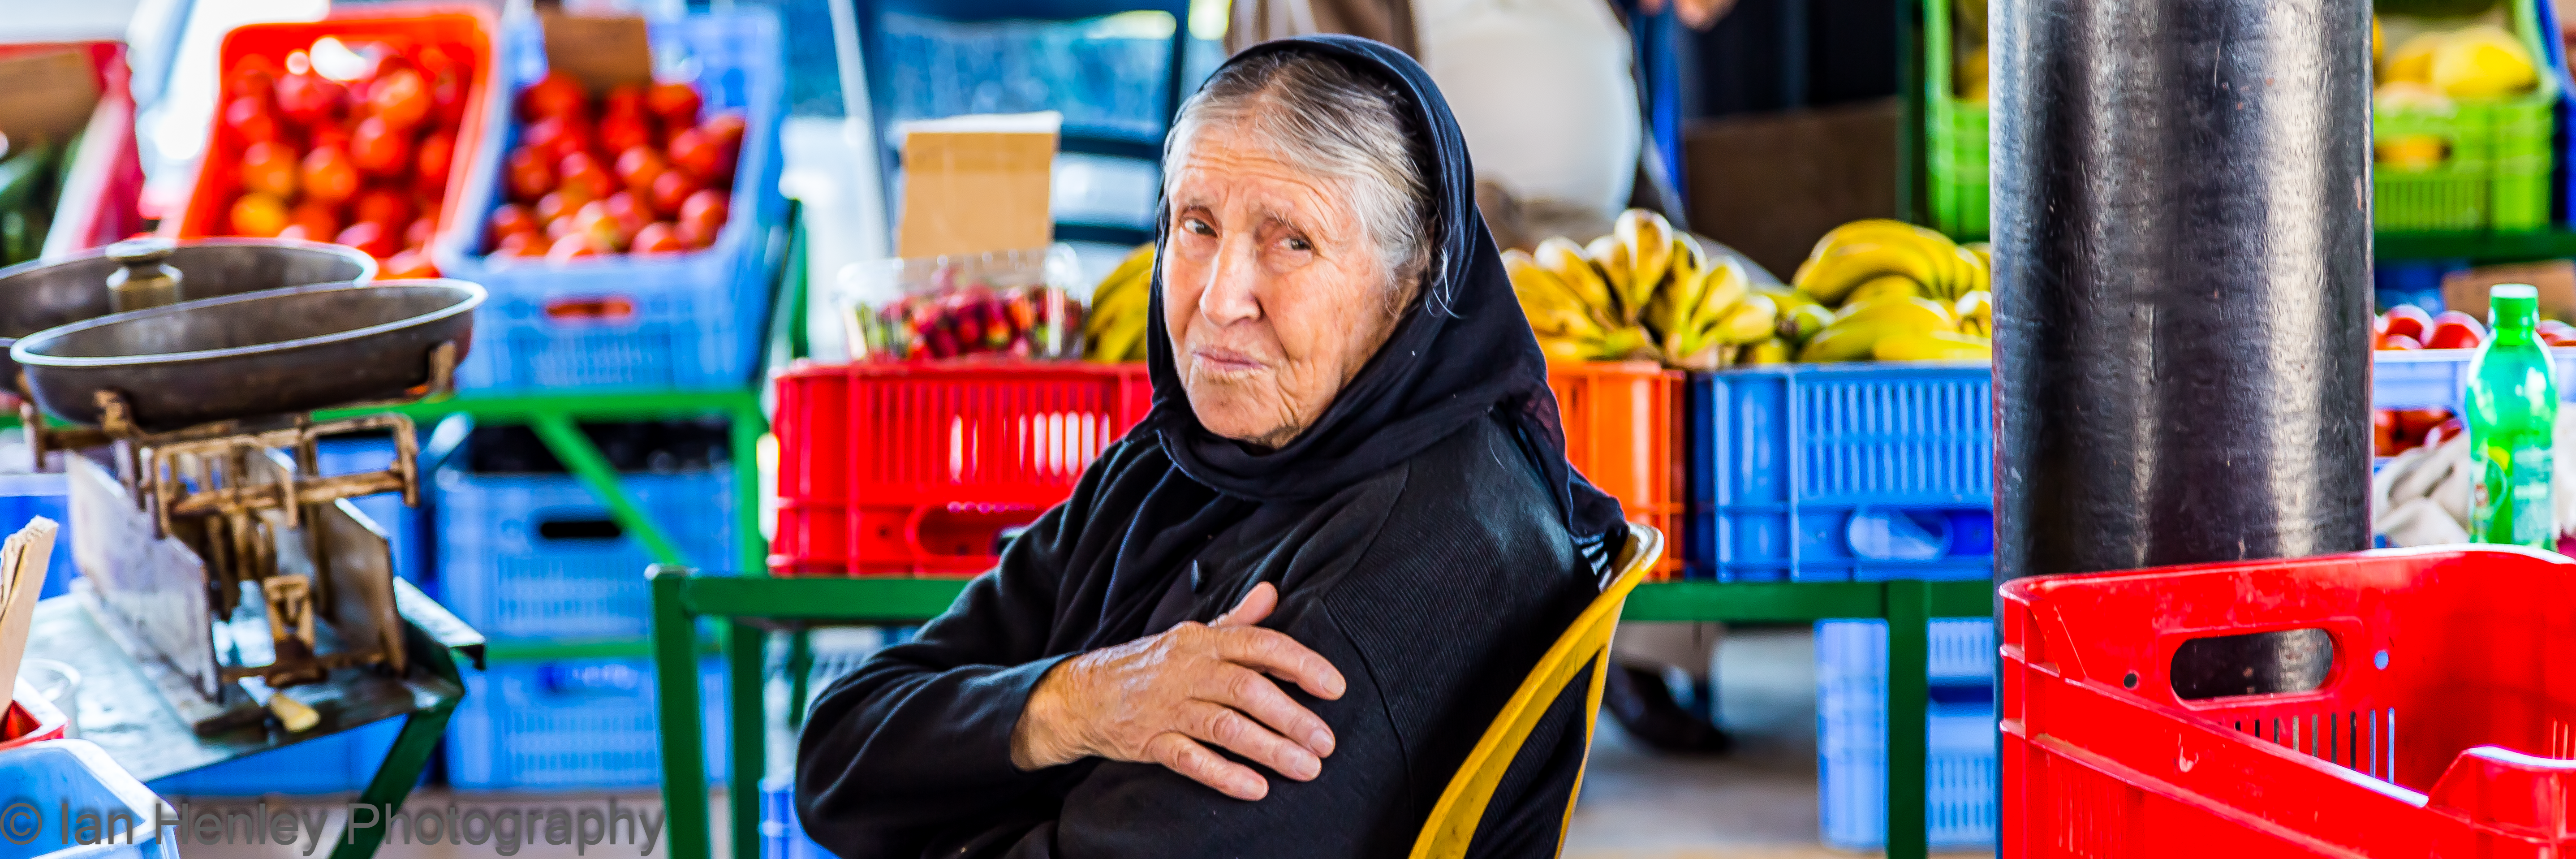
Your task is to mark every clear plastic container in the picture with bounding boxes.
[837,245,1086,361]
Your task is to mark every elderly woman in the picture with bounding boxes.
[797,36,1629,858]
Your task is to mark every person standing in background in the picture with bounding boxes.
[1222,0,1740,755]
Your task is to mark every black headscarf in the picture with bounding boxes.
[1138,34,1628,539]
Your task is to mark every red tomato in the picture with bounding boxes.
[417,47,471,128]
[301,147,360,204]
[2373,409,2400,457]
[496,231,549,258]
[229,193,290,238]
[546,213,580,241]
[2433,416,2466,445]
[272,71,345,128]
[519,73,591,122]
[336,221,399,259]
[2542,319,2576,347]
[355,189,414,229]
[534,191,588,228]
[2426,311,2487,350]
[2382,333,2424,350]
[602,84,648,119]
[489,203,539,242]
[415,132,456,194]
[2393,408,2454,447]
[2381,305,2433,343]
[700,112,747,151]
[614,146,667,196]
[646,169,701,217]
[646,82,701,128]
[239,141,300,199]
[573,200,629,251]
[603,191,653,237]
[679,189,728,234]
[383,248,439,278]
[289,200,341,239]
[307,123,351,153]
[665,128,723,183]
[523,116,594,165]
[506,147,556,203]
[547,233,601,261]
[672,217,716,250]
[368,68,430,130]
[224,96,282,145]
[557,152,616,201]
[403,217,437,250]
[227,57,282,100]
[350,117,413,177]
[597,113,653,158]
[632,221,685,255]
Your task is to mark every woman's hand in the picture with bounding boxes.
[1010,583,1347,800]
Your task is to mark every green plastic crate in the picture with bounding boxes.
[1923,0,2558,238]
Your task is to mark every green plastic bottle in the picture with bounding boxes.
[2468,283,2558,548]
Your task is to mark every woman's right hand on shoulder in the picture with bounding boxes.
[1009,582,1347,800]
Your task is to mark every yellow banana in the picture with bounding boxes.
[1740,338,1793,366]
[1535,237,1617,319]
[1646,235,1710,342]
[1784,303,1835,344]
[1708,293,1779,346]
[1833,295,1956,332]
[1615,210,1673,316]
[1846,275,1924,305]
[1585,325,1662,362]
[1796,321,1896,362]
[1810,219,1955,254]
[1507,250,1611,339]
[1756,283,1817,314]
[1537,335,1589,363]
[1792,242,1943,306]
[1870,331,1993,362]
[1953,290,1993,337]
[1586,235,1636,321]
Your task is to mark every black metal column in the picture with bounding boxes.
[1991,0,2374,579]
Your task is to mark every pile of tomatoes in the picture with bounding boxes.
[483,72,742,262]
[2375,406,2461,457]
[218,42,474,279]
[2375,303,2576,351]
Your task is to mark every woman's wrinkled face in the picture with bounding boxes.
[1163,122,1408,449]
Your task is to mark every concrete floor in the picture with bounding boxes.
[160,626,1986,859]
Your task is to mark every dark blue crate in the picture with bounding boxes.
[1687,366,1994,582]
[432,8,788,393]
[2369,350,2576,411]
[0,474,77,600]
[432,466,734,642]
[316,439,426,584]
[4,741,175,859]
[1816,618,1994,687]
[1815,619,1997,850]
[146,719,406,797]
[446,658,728,791]
[760,777,835,859]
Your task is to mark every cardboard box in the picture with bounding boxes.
[894,112,1058,260]
[2442,260,2576,323]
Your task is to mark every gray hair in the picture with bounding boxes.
[1163,51,1434,306]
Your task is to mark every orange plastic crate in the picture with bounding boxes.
[1548,361,1686,579]
[171,4,496,243]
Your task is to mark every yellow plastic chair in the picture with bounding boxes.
[1407,521,1664,859]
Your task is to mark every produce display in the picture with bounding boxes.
[844,247,1084,361]
[2373,14,2542,170]
[2373,302,2576,350]
[1779,220,1994,363]
[482,73,745,262]
[1503,209,1780,369]
[1081,244,1154,363]
[2377,406,2461,457]
[212,39,475,279]
[2376,409,2576,547]
[0,136,72,267]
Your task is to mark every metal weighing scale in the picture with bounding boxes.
[6,239,491,859]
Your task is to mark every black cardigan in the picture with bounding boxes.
[796,415,1601,858]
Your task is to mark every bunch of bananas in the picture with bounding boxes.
[1503,209,1779,370]
[1765,220,1994,363]
[1081,245,1157,363]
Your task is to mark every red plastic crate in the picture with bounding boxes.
[0,41,146,255]
[0,686,69,752]
[1549,362,1686,579]
[171,4,496,243]
[2001,548,2576,857]
[771,361,1153,576]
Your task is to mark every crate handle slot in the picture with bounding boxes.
[1845,508,1971,561]
[537,517,624,541]
[537,661,649,696]
[543,295,638,325]
[2169,628,2334,701]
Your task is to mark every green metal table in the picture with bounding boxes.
[646,572,1993,859]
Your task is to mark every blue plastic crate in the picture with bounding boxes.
[316,438,426,584]
[1687,366,1994,582]
[760,777,834,859]
[0,473,77,600]
[2369,349,2576,410]
[432,465,733,642]
[1815,618,1993,687]
[432,8,788,393]
[447,657,728,791]
[146,718,406,797]
[2,741,173,859]
[1814,622,1997,851]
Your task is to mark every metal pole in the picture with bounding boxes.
[1991,0,2374,580]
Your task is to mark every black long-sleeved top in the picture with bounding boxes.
[796,415,1602,858]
